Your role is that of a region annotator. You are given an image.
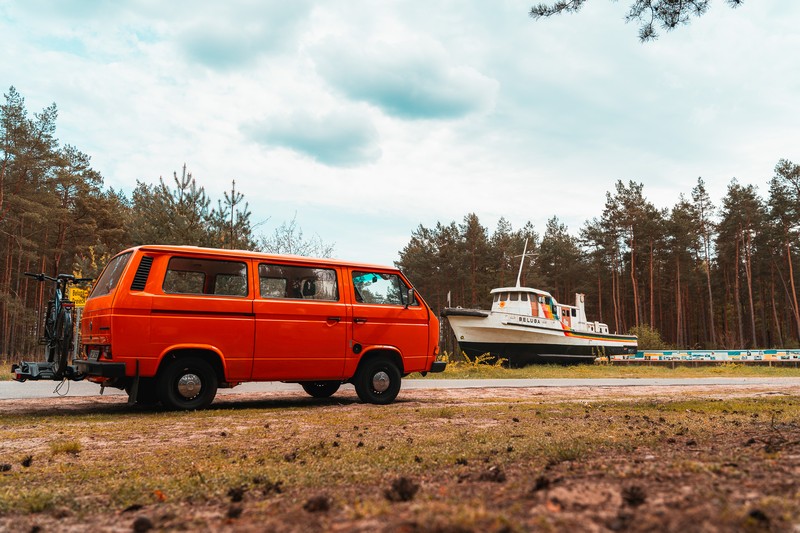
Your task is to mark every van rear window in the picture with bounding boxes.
[89,252,132,298]
[163,257,248,297]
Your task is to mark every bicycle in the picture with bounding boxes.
[14,272,93,381]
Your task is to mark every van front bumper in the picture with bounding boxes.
[429,361,447,373]
[75,360,127,378]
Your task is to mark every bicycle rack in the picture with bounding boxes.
[14,272,92,383]
[11,361,83,382]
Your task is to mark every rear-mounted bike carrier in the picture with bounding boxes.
[11,361,84,382]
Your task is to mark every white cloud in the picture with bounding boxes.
[176,1,313,69]
[243,108,381,166]
[311,36,498,120]
[2,0,800,265]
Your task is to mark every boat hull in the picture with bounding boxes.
[458,341,630,366]
[444,309,637,366]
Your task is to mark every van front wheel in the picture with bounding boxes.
[354,358,401,405]
[300,381,340,398]
[157,357,218,410]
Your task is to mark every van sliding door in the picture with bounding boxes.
[252,263,347,380]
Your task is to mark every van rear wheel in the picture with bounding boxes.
[157,357,218,410]
[354,358,401,405]
[300,381,340,398]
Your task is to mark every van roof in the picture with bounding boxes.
[122,245,396,271]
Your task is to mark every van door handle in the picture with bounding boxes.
[354,318,367,324]
[327,316,341,322]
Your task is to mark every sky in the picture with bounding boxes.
[2,1,798,266]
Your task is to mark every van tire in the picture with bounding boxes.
[354,358,401,405]
[301,381,340,398]
[157,357,218,410]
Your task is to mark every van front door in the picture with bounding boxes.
[348,270,430,374]
[252,263,347,380]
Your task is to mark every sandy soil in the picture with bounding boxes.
[2,384,799,532]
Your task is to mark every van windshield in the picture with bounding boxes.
[89,252,132,298]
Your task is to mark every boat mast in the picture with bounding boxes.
[515,239,528,288]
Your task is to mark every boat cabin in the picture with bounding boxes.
[490,287,611,334]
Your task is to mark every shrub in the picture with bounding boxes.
[627,324,669,350]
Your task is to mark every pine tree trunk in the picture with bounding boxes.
[597,267,602,321]
[675,256,682,346]
[722,269,731,347]
[658,262,664,337]
[611,250,619,332]
[735,236,744,348]
[744,231,757,347]
[649,239,654,326]
[630,232,640,327]
[1,233,12,356]
[10,220,25,357]
[786,238,800,341]
[704,235,716,346]
[770,269,783,347]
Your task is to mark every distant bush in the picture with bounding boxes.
[628,324,669,350]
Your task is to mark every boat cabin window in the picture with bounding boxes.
[510,293,518,301]
[520,293,528,302]
[493,294,500,303]
[571,309,577,317]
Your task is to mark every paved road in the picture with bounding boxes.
[3,377,800,400]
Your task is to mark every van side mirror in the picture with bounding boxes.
[405,288,415,309]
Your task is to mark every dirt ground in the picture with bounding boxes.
[2,384,800,532]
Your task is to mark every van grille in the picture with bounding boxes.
[130,256,153,291]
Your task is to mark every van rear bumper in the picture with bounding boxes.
[75,360,127,378]
[429,361,447,373]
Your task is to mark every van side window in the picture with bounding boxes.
[259,264,339,301]
[89,252,132,298]
[163,257,248,297]
[352,271,416,306]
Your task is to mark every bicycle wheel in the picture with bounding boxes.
[53,309,73,378]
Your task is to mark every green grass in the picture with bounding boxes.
[411,357,800,379]
[49,439,82,455]
[5,357,800,389]
[5,353,800,382]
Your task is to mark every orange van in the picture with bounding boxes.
[75,245,445,409]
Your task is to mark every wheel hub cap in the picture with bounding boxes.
[177,373,201,399]
[372,371,390,393]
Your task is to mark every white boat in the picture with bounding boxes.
[442,242,637,366]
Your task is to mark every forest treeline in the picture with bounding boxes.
[3,86,800,357]
[397,170,800,351]
[0,87,331,358]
